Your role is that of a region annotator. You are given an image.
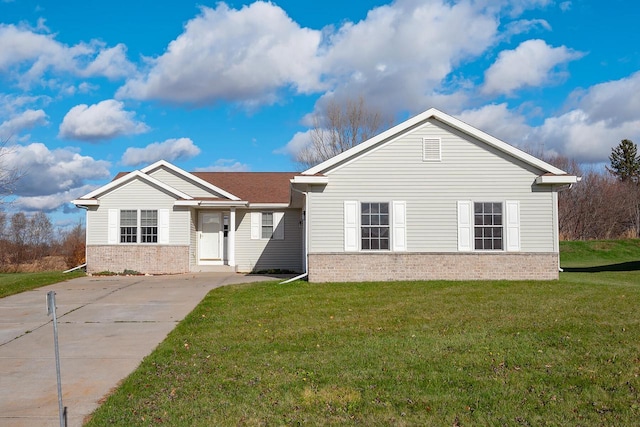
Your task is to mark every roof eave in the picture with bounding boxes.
[72,199,99,206]
[535,175,581,185]
[291,175,328,184]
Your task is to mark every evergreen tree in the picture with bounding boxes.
[607,139,640,183]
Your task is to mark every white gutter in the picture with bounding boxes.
[71,199,99,206]
[535,175,581,185]
[174,200,248,207]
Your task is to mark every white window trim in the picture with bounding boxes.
[108,208,169,244]
[458,200,520,252]
[250,211,285,240]
[344,201,406,252]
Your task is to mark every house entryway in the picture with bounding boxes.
[198,212,227,264]
[194,208,237,273]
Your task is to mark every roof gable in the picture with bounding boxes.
[141,160,240,200]
[303,108,568,177]
[79,170,193,201]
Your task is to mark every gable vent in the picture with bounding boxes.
[423,137,441,161]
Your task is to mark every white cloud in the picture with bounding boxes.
[14,184,96,212]
[81,43,136,80]
[321,0,500,114]
[194,159,250,172]
[524,72,640,163]
[530,110,640,163]
[121,138,201,166]
[0,23,136,88]
[571,71,640,126]
[457,103,532,145]
[58,99,149,141]
[117,3,323,106]
[0,142,111,210]
[503,19,551,39]
[482,39,583,95]
[0,109,48,140]
[275,130,312,159]
[116,0,531,114]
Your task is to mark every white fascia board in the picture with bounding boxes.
[174,200,249,207]
[535,175,580,185]
[80,170,193,200]
[174,200,201,206]
[247,203,291,209]
[198,200,248,207]
[303,107,569,176]
[432,110,568,175]
[71,199,99,206]
[141,160,241,201]
[290,175,329,184]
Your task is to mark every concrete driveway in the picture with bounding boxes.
[0,272,280,427]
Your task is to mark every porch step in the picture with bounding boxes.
[191,265,237,273]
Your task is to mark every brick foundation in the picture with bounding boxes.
[87,245,190,274]
[308,252,559,282]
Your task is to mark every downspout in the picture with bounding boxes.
[75,204,90,273]
[280,184,309,284]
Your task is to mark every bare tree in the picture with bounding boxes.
[60,220,86,268]
[28,212,54,260]
[0,139,22,205]
[296,96,394,169]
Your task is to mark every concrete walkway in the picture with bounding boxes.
[0,273,279,427]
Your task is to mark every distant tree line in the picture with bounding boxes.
[0,210,85,272]
[527,139,640,240]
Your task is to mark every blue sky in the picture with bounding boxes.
[1,0,639,228]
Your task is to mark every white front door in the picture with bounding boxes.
[199,212,222,262]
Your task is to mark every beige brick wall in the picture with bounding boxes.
[308,252,559,282]
[87,245,190,274]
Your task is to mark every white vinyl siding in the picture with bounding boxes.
[236,209,302,272]
[308,119,554,254]
[86,178,189,245]
[146,167,225,198]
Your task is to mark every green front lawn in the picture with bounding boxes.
[86,241,640,426]
[0,271,85,298]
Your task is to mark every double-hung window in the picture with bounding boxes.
[118,209,158,243]
[250,212,285,240]
[458,200,519,252]
[140,210,158,243]
[109,209,168,245]
[261,212,274,239]
[361,202,390,250]
[474,202,503,250]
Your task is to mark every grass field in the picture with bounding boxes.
[86,240,640,426]
[0,271,85,298]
